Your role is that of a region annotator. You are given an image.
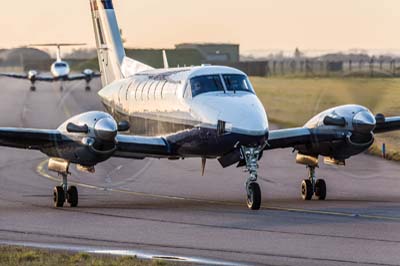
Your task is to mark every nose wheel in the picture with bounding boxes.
[53,173,79,207]
[246,182,261,210]
[301,166,327,200]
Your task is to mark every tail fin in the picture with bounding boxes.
[90,0,153,86]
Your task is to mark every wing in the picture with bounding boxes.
[113,134,172,159]
[0,128,62,150]
[0,73,28,79]
[266,127,346,150]
[374,116,400,134]
[66,73,101,81]
[35,75,56,82]
[0,73,55,82]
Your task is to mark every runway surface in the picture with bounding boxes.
[0,78,399,266]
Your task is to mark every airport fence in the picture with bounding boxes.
[229,59,400,78]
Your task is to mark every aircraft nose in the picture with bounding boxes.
[353,110,376,133]
[94,117,118,141]
[217,97,268,137]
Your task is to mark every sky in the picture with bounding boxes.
[0,0,399,53]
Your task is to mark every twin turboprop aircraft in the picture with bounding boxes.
[0,0,400,210]
[0,43,100,91]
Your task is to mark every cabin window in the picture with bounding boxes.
[222,74,253,93]
[190,75,224,97]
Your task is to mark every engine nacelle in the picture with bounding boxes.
[82,69,94,77]
[42,111,119,166]
[28,70,38,82]
[298,104,376,160]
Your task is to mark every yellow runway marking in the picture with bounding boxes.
[36,159,400,222]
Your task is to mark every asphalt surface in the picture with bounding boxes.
[0,78,399,266]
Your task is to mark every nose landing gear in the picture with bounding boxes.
[301,165,327,201]
[241,146,263,210]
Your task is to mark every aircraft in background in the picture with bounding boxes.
[0,0,399,210]
[0,43,100,91]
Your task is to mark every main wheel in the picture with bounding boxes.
[53,186,65,208]
[315,179,327,200]
[85,86,91,91]
[67,186,78,207]
[30,86,36,92]
[301,179,313,200]
[246,182,261,210]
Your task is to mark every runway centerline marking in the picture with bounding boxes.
[36,159,400,222]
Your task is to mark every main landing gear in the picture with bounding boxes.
[242,146,263,210]
[301,165,326,201]
[48,158,78,208]
[53,172,78,207]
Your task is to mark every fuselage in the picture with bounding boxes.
[98,65,269,157]
[50,60,70,80]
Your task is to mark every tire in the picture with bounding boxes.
[301,179,313,200]
[30,86,36,92]
[53,186,65,208]
[315,179,327,200]
[85,86,91,91]
[246,182,261,210]
[67,186,79,207]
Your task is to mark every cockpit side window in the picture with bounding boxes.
[222,74,254,93]
[190,75,224,97]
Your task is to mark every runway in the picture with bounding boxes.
[0,78,399,266]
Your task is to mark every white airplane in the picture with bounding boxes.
[0,43,100,91]
[0,0,400,210]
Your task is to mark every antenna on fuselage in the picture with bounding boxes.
[162,50,169,69]
[29,43,86,62]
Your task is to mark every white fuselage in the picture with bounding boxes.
[50,60,70,79]
[98,66,269,138]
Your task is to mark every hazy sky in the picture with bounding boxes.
[0,0,399,52]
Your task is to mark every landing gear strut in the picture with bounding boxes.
[241,146,263,210]
[48,158,79,208]
[301,165,326,201]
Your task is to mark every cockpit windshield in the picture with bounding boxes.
[190,75,224,97]
[223,74,253,92]
[55,63,67,68]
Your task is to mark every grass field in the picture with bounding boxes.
[250,77,400,160]
[0,246,183,266]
